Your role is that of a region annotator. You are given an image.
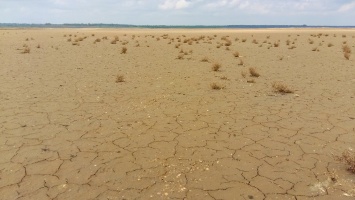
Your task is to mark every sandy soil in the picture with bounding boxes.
[0,28,355,200]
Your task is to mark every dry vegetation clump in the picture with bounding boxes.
[94,38,101,43]
[334,150,355,173]
[273,42,279,47]
[242,39,247,42]
[286,40,290,45]
[252,39,258,44]
[308,39,314,44]
[224,40,232,46]
[288,46,296,50]
[342,45,351,53]
[37,44,40,48]
[272,82,294,94]
[220,76,228,80]
[328,43,334,47]
[247,79,255,83]
[177,54,184,60]
[67,38,72,42]
[212,63,221,71]
[241,70,247,78]
[121,47,127,54]
[210,82,224,90]
[233,51,240,57]
[312,47,319,52]
[249,67,260,77]
[344,52,351,60]
[116,75,125,83]
[201,56,209,62]
[22,47,30,54]
[238,59,244,66]
[342,45,351,60]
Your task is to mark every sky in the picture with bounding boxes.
[1,0,355,25]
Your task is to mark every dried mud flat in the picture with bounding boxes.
[0,28,355,200]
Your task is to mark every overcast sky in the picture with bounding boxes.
[1,0,355,25]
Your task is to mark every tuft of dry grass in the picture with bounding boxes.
[344,52,351,60]
[220,76,228,80]
[37,44,40,49]
[334,150,355,173]
[328,43,334,47]
[116,75,125,83]
[210,82,224,90]
[241,39,247,42]
[272,82,294,94]
[212,63,221,71]
[22,47,30,54]
[241,71,247,78]
[342,45,351,53]
[233,51,240,57]
[238,59,244,66]
[247,79,255,83]
[177,54,184,60]
[342,45,351,60]
[249,67,260,77]
[121,46,127,54]
[201,56,209,62]
[273,42,279,47]
[95,38,101,43]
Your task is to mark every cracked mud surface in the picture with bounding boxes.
[0,29,355,199]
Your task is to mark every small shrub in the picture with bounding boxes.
[328,43,334,47]
[212,63,221,71]
[238,59,244,66]
[201,57,209,62]
[233,51,239,57]
[247,79,255,83]
[210,82,223,90]
[249,67,260,77]
[272,82,294,94]
[121,47,127,54]
[334,150,355,173]
[22,47,30,54]
[273,42,279,47]
[95,38,101,43]
[241,71,247,78]
[116,75,125,83]
[342,45,351,53]
[177,54,184,60]
[242,39,247,42]
[37,44,40,49]
[344,52,351,60]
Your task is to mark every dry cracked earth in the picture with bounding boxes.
[0,29,355,200]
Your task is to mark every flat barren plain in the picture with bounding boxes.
[0,28,355,200]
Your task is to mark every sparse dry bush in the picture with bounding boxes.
[121,47,127,54]
[212,63,221,71]
[249,67,260,77]
[233,51,240,57]
[201,57,209,62]
[334,150,355,173]
[116,75,125,83]
[241,71,247,78]
[210,82,224,90]
[272,82,294,94]
[238,59,244,66]
[22,47,30,54]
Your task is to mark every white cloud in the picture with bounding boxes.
[159,0,191,10]
[338,1,355,12]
